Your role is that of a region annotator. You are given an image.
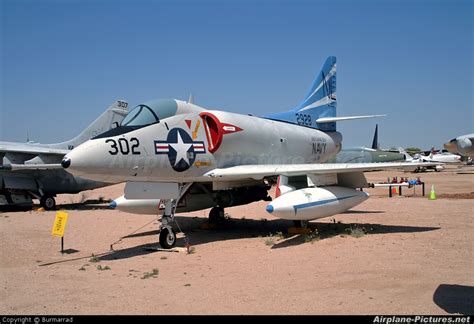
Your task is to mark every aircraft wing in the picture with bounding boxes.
[0,163,63,171]
[0,143,69,171]
[0,142,69,155]
[204,162,437,181]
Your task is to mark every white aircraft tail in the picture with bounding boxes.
[49,100,129,150]
[398,147,413,161]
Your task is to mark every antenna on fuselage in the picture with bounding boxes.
[188,94,194,104]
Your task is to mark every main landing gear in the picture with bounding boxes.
[40,195,56,210]
[208,206,225,224]
[293,220,309,228]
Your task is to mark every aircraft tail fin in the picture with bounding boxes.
[264,56,385,131]
[398,147,413,161]
[429,147,436,159]
[265,56,337,131]
[50,100,129,150]
[371,124,379,150]
[294,55,337,121]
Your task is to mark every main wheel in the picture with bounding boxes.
[209,206,224,224]
[159,227,176,249]
[40,195,56,210]
[293,220,309,228]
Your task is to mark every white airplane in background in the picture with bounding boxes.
[61,56,434,248]
[414,149,461,164]
[398,147,461,172]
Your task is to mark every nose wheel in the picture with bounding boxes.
[157,183,193,249]
[159,208,177,249]
[159,226,176,249]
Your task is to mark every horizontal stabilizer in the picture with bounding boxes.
[316,115,386,123]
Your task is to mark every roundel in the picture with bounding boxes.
[154,128,206,172]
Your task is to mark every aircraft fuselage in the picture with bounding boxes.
[64,104,342,184]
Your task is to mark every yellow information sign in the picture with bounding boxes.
[52,211,68,237]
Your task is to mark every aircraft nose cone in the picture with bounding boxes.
[61,158,71,169]
[109,200,117,209]
[59,139,119,182]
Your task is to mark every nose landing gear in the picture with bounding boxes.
[158,183,192,249]
[159,199,177,249]
[159,226,177,249]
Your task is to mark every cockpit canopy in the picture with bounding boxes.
[92,99,179,139]
[121,99,178,127]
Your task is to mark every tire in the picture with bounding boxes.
[40,195,56,210]
[293,220,309,228]
[159,227,176,249]
[209,206,224,224]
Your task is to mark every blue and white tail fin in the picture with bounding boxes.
[295,56,337,131]
[265,56,384,132]
[265,56,337,131]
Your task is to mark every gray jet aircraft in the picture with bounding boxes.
[329,124,405,163]
[444,134,474,158]
[0,100,128,209]
[61,57,433,248]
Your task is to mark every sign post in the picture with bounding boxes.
[52,211,68,253]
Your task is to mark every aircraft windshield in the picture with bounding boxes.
[120,99,178,128]
[121,105,159,127]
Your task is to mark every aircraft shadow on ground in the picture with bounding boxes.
[433,284,474,315]
[100,215,440,260]
[342,210,385,214]
[0,206,33,212]
[271,222,440,249]
[57,200,111,211]
[100,243,165,261]
[0,200,111,212]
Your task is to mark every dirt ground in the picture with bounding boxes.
[1,165,473,315]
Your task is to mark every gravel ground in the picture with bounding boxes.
[1,166,472,314]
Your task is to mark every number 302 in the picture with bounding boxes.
[106,138,140,155]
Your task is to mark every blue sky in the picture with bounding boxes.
[1,0,472,149]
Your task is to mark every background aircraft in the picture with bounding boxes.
[444,134,474,158]
[62,57,432,248]
[329,124,405,163]
[0,100,128,209]
[413,150,461,164]
[398,147,461,172]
